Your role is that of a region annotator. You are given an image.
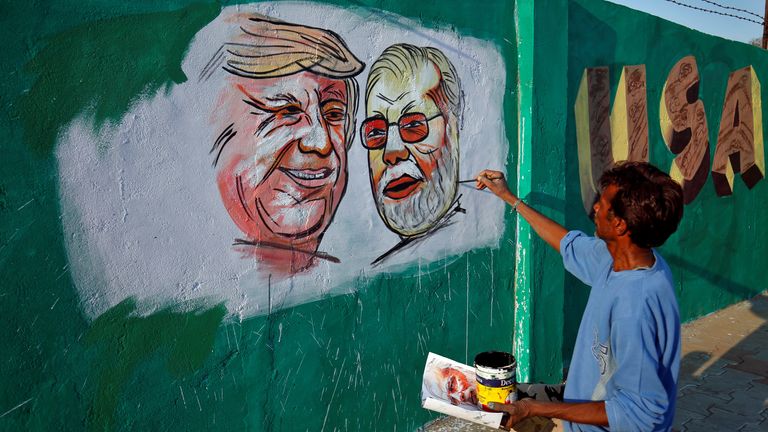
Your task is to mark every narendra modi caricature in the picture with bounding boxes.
[361,44,463,265]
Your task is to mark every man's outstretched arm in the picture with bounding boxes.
[489,400,609,430]
[476,170,568,251]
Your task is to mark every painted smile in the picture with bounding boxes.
[279,167,335,188]
[383,175,423,200]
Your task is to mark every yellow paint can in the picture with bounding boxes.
[474,351,517,410]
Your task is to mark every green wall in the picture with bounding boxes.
[0,1,520,430]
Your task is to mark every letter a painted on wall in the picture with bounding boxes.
[712,66,764,196]
[575,66,648,214]
[660,56,710,204]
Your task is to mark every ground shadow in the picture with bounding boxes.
[666,254,768,431]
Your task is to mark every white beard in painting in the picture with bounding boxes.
[374,132,459,237]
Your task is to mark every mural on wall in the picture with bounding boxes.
[574,67,613,214]
[712,66,764,196]
[660,56,710,204]
[362,44,464,265]
[54,3,508,319]
[575,56,764,212]
[611,65,648,163]
[574,65,649,213]
[207,18,364,274]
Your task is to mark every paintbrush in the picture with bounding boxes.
[458,178,496,194]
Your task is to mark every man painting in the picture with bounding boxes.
[476,162,684,431]
[207,17,364,274]
[361,44,463,265]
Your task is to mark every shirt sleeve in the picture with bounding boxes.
[559,230,608,286]
[604,309,670,431]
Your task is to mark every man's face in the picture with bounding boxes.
[214,72,349,248]
[593,184,619,240]
[363,63,459,237]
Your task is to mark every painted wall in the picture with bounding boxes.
[4,0,765,429]
[1,1,519,430]
[561,0,768,362]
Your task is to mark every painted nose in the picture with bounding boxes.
[382,127,410,166]
[297,114,333,157]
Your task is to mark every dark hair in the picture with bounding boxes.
[598,161,684,248]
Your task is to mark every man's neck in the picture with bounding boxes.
[606,239,655,272]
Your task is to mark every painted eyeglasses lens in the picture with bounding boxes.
[360,113,433,150]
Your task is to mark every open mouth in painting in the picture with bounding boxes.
[279,167,335,188]
[383,174,423,200]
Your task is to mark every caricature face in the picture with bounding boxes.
[214,72,349,249]
[363,61,459,237]
[440,367,478,406]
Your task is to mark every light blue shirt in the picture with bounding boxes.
[560,231,681,432]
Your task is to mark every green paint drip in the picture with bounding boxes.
[16,3,219,154]
[85,298,225,430]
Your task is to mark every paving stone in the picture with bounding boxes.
[718,385,768,417]
[679,353,713,381]
[722,347,761,363]
[678,377,704,390]
[695,368,762,398]
[728,355,768,379]
[738,408,767,431]
[681,418,729,432]
[739,336,768,357]
[676,388,726,415]
[698,358,741,378]
[703,407,765,430]
[738,420,768,432]
[672,407,705,431]
[750,342,768,363]
[680,351,710,367]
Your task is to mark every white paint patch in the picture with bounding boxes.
[56,2,508,320]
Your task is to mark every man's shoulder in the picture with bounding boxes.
[562,230,610,256]
[610,265,678,316]
[643,253,677,296]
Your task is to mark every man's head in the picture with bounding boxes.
[210,17,364,251]
[362,44,461,237]
[593,162,684,248]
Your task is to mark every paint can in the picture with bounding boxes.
[474,351,517,410]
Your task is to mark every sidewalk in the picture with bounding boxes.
[422,291,768,432]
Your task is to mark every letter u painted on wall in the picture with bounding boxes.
[55,4,509,319]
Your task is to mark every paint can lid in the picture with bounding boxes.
[474,351,516,375]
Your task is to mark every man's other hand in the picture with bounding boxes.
[475,170,515,201]
[488,400,533,431]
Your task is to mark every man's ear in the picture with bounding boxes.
[613,216,629,237]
